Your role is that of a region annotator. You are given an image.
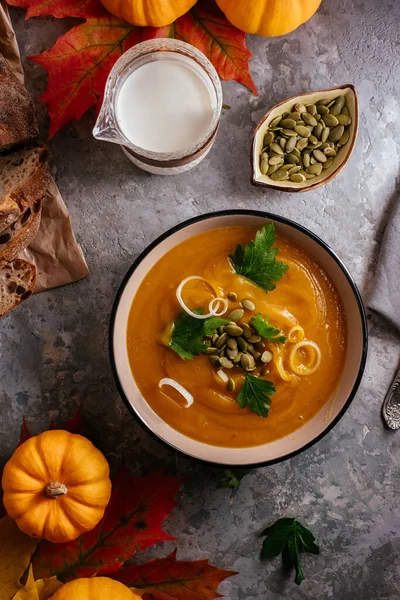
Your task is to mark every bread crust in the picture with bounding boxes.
[0,259,36,317]
[0,54,39,151]
[0,199,42,267]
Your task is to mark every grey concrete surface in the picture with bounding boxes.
[1,0,399,598]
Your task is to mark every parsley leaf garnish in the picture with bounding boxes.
[169,311,229,360]
[250,313,286,344]
[260,518,320,585]
[219,469,252,489]
[237,373,276,417]
[230,224,289,292]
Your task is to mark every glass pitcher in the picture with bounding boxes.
[93,39,223,176]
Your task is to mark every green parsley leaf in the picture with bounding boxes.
[230,224,289,292]
[169,309,207,360]
[237,373,276,417]
[260,518,319,585]
[169,312,229,360]
[250,313,286,344]
[219,468,252,489]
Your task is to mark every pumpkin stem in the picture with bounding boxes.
[44,482,68,498]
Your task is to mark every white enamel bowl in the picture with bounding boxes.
[110,211,367,467]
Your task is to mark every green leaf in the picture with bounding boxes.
[250,313,286,344]
[230,224,289,292]
[237,374,275,417]
[203,317,230,336]
[219,469,252,489]
[169,310,208,360]
[260,518,319,586]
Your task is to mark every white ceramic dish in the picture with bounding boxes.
[251,85,358,192]
[110,211,367,467]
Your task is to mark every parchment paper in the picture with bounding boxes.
[0,2,89,293]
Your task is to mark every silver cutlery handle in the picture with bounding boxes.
[382,367,400,430]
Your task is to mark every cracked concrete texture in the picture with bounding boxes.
[1,0,399,598]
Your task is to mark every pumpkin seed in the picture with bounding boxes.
[255,341,265,351]
[227,347,238,360]
[336,114,352,125]
[240,354,252,370]
[248,334,262,344]
[269,155,284,166]
[321,127,330,143]
[338,130,350,146]
[208,355,220,367]
[242,324,253,339]
[314,122,323,139]
[288,165,302,174]
[253,351,262,361]
[237,336,247,351]
[227,292,237,301]
[228,308,244,322]
[280,118,297,129]
[306,104,317,116]
[270,142,284,155]
[322,113,339,127]
[315,113,321,121]
[288,112,301,121]
[302,112,318,127]
[280,164,293,171]
[263,131,274,146]
[260,367,270,377]
[302,152,311,169]
[227,337,238,349]
[313,149,327,163]
[304,172,316,180]
[241,299,255,311]
[270,169,289,181]
[227,378,235,392]
[226,324,243,337]
[267,164,280,175]
[323,147,336,157]
[286,153,299,165]
[279,137,287,150]
[261,350,273,363]
[294,125,312,137]
[290,173,306,183]
[246,343,255,353]
[294,103,307,113]
[316,98,329,106]
[317,105,329,115]
[326,99,336,109]
[260,158,269,175]
[310,156,317,165]
[281,129,298,137]
[216,332,228,348]
[329,125,345,142]
[205,347,218,355]
[285,136,297,153]
[269,115,282,128]
[296,137,308,151]
[341,106,349,116]
[220,357,233,369]
[233,352,243,364]
[323,158,334,170]
[308,135,318,145]
[307,162,323,175]
[330,95,345,115]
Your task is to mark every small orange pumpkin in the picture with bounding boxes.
[50,577,141,600]
[216,0,322,37]
[100,0,198,27]
[1,430,112,543]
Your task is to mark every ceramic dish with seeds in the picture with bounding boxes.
[110,211,367,466]
[251,85,358,192]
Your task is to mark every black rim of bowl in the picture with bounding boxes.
[109,209,368,468]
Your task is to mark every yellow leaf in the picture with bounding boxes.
[0,516,39,600]
[35,576,63,600]
[11,565,38,600]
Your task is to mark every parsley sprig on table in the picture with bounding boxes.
[250,313,286,344]
[169,310,229,360]
[219,469,252,489]
[261,518,320,585]
[230,224,289,291]
[237,373,276,417]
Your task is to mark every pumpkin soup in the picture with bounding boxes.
[127,225,346,448]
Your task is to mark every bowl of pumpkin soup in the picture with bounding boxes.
[110,211,367,466]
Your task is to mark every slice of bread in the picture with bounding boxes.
[0,259,36,317]
[0,199,42,267]
[0,54,39,151]
[0,143,49,232]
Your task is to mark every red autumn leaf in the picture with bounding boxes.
[6,0,256,138]
[113,549,238,600]
[32,468,183,582]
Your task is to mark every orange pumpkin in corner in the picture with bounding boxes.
[50,578,141,600]
[100,0,198,27]
[216,0,323,37]
[1,430,112,543]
